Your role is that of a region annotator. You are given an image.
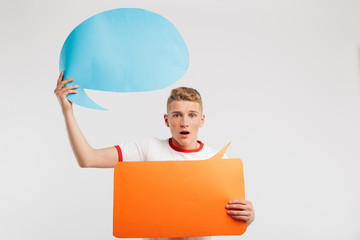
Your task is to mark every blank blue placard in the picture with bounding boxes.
[59,8,189,110]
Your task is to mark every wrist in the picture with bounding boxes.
[62,107,73,116]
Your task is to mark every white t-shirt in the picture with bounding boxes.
[115,137,228,240]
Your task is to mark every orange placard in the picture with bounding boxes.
[113,143,246,238]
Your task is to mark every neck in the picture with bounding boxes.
[171,138,200,150]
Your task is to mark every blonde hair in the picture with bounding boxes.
[167,87,203,112]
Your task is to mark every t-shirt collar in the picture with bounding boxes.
[168,138,204,153]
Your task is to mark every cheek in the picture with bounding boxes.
[168,119,178,128]
[200,119,204,127]
[194,119,203,127]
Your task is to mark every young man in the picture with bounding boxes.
[54,71,255,238]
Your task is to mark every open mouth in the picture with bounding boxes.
[180,131,190,135]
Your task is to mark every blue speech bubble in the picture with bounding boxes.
[59,8,189,110]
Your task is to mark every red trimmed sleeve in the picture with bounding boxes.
[114,145,123,162]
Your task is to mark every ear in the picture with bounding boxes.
[164,114,170,127]
[200,114,205,127]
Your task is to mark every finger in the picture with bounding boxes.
[61,89,78,97]
[63,85,79,91]
[55,80,73,93]
[228,200,251,205]
[57,71,64,84]
[68,90,78,94]
[226,204,248,210]
[227,210,250,216]
[55,84,76,95]
[231,215,249,221]
[55,85,75,96]
[58,78,74,88]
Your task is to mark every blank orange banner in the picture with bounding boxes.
[113,143,246,238]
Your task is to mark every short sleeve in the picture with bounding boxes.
[114,145,122,162]
[117,138,155,162]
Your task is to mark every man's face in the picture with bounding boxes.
[164,100,205,150]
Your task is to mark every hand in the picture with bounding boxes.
[54,71,78,113]
[226,200,255,227]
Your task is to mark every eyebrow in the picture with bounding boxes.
[171,110,200,114]
[171,111,182,114]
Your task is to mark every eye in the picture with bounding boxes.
[173,114,181,118]
[189,114,197,118]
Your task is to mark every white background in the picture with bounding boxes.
[1,0,360,239]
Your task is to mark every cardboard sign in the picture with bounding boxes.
[113,143,246,238]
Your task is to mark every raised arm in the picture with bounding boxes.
[54,72,118,168]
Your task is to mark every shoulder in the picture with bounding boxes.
[119,137,170,162]
[200,144,217,154]
[201,143,230,159]
[120,137,169,151]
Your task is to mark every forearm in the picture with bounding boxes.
[55,72,118,168]
[63,109,96,167]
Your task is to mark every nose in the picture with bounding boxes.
[180,117,189,127]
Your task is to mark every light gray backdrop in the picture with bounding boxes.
[1,0,359,239]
